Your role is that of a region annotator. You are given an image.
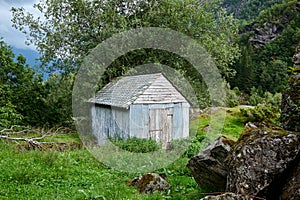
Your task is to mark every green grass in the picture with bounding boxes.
[0,107,249,199]
[190,107,249,141]
[0,140,205,200]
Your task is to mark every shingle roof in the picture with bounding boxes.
[89,73,188,108]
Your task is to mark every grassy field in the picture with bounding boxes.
[0,107,248,200]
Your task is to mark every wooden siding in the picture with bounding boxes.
[129,103,189,148]
[91,105,130,144]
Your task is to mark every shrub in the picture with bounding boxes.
[110,136,159,153]
[240,103,280,125]
[248,87,265,106]
[246,87,282,106]
[170,134,206,158]
[226,87,240,107]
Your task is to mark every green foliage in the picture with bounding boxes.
[230,42,255,93]
[11,0,240,76]
[0,101,23,128]
[183,135,206,158]
[247,87,282,106]
[226,86,240,107]
[247,87,265,106]
[42,73,75,127]
[111,136,159,153]
[0,38,75,127]
[0,39,41,128]
[240,103,281,125]
[259,60,289,92]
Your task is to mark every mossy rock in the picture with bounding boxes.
[226,126,300,199]
[127,173,171,194]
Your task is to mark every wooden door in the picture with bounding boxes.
[149,108,173,150]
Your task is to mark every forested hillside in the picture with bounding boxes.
[223,0,285,21]
[228,0,300,95]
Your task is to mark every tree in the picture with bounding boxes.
[0,39,38,127]
[11,0,240,78]
[0,38,74,128]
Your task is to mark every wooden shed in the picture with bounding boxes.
[89,73,190,149]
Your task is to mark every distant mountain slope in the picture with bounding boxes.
[229,0,300,93]
[223,0,285,21]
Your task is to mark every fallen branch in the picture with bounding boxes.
[0,126,79,151]
[0,125,30,135]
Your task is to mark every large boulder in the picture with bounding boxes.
[187,136,235,191]
[226,126,300,199]
[280,155,300,200]
[200,192,253,200]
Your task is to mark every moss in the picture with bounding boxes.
[222,136,236,147]
[137,174,155,193]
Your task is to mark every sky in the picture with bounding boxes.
[0,0,39,50]
[0,0,41,66]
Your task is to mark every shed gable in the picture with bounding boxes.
[133,75,188,104]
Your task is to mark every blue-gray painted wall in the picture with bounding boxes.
[91,102,189,145]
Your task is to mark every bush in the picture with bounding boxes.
[240,103,280,125]
[248,87,265,106]
[184,134,206,158]
[246,87,282,106]
[226,87,240,107]
[170,134,206,158]
[110,136,159,153]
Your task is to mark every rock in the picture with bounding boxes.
[250,22,283,48]
[187,136,235,191]
[202,124,212,132]
[281,46,300,132]
[293,50,300,66]
[245,122,257,129]
[200,192,254,200]
[127,173,171,194]
[280,155,300,200]
[226,126,300,199]
[278,45,300,200]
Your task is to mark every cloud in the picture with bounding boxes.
[0,0,40,51]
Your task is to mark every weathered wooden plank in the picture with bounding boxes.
[130,104,144,138]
